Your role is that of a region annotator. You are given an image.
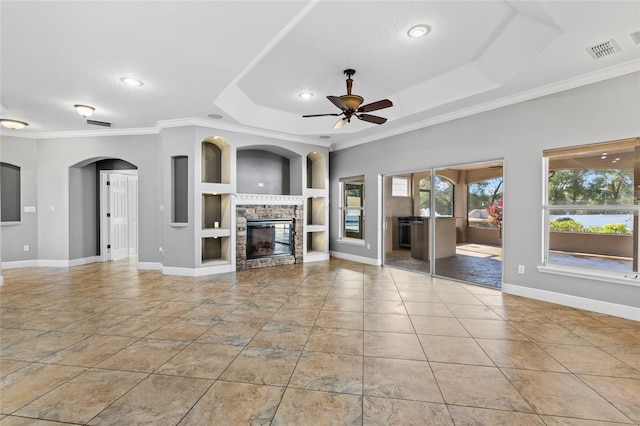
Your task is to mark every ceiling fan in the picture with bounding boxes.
[303,69,393,129]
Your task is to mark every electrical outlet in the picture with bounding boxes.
[518,265,525,274]
[23,245,30,252]
[367,243,370,249]
[258,182,264,187]
[159,247,164,253]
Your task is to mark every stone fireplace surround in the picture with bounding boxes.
[235,195,304,271]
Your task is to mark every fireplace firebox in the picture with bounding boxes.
[246,219,293,259]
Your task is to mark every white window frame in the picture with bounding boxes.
[391,176,410,197]
[338,177,365,245]
[539,139,640,287]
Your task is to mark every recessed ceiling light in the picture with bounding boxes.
[408,24,431,38]
[299,92,314,100]
[207,114,223,120]
[120,77,144,87]
[0,119,28,130]
[74,104,95,118]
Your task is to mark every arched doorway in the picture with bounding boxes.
[69,158,138,262]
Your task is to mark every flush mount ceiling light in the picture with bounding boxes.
[120,77,144,87]
[408,24,431,38]
[0,119,28,130]
[298,92,314,100]
[74,104,95,118]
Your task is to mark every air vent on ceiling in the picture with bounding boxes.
[87,119,111,127]
[631,31,640,45]
[586,39,621,59]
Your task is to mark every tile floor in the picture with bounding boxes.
[1,258,639,425]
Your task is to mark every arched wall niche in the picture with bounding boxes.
[236,144,303,195]
[202,136,231,184]
[306,151,326,190]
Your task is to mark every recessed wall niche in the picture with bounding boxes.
[201,137,230,184]
[237,149,291,195]
[306,151,326,189]
[1,162,21,222]
[171,155,188,224]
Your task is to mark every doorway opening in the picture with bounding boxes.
[383,160,503,288]
[68,158,138,264]
[100,170,138,261]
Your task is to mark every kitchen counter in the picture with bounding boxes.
[410,218,457,260]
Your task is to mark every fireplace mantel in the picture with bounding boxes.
[235,194,305,206]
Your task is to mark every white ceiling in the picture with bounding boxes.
[1,1,639,150]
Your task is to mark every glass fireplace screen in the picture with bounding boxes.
[246,219,293,259]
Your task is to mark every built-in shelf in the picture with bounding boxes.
[306,225,325,233]
[202,137,231,184]
[307,231,325,253]
[201,236,231,264]
[306,152,326,190]
[307,197,325,226]
[202,193,231,229]
[201,228,231,238]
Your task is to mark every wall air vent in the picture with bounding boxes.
[631,31,640,45]
[87,119,111,127]
[586,39,621,59]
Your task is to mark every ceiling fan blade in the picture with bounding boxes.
[327,95,347,111]
[357,113,387,125]
[333,118,347,129]
[302,113,342,118]
[357,99,392,113]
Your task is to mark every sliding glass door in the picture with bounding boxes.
[383,160,503,288]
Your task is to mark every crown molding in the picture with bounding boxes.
[2,60,637,150]
[0,116,332,148]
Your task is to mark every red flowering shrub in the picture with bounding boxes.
[486,199,503,229]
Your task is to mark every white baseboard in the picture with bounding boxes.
[330,251,381,266]
[69,256,101,267]
[304,252,330,263]
[137,262,163,271]
[4,257,100,268]
[2,259,40,269]
[162,264,235,276]
[502,283,640,321]
[38,259,71,267]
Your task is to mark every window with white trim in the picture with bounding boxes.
[543,138,639,275]
[339,176,365,241]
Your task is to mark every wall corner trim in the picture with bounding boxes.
[502,282,640,321]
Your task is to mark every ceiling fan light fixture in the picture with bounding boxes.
[0,119,28,130]
[340,95,364,110]
[74,104,95,118]
[298,92,314,100]
[408,24,431,38]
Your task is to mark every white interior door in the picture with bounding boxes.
[109,173,129,260]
